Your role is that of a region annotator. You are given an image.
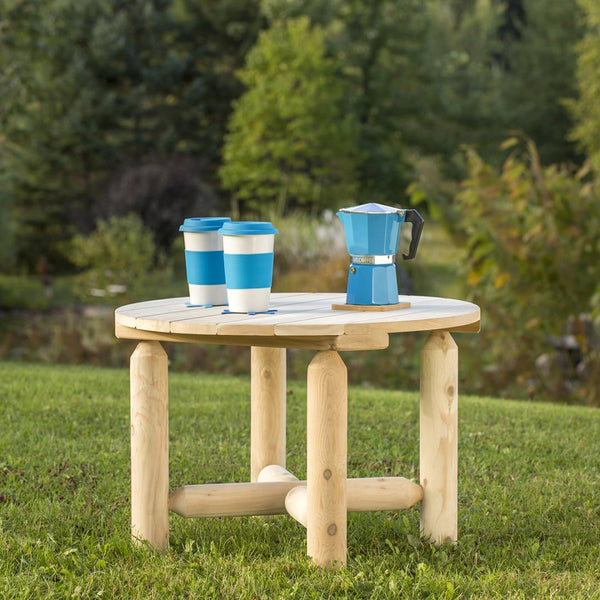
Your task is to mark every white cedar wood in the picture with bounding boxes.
[130,341,169,551]
[168,476,423,520]
[115,293,480,344]
[250,347,287,482]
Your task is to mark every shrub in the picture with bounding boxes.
[455,136,600,403]
[71,213,169,304]
[0,275,51,311]
[96,157,218,252]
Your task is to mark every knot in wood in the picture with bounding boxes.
[446,385,455,397]
[323,469,332,480]
[327,524,337,536]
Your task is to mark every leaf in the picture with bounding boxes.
[467,270,482,286]
[499,137,520,151]
[494,271,510,289]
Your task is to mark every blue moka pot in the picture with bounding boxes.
[337,203,424,305]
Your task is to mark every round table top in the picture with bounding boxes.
[115,293,480,351]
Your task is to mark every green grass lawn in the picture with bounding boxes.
[1,361,599,599]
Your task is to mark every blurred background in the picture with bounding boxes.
[1,0,599,405]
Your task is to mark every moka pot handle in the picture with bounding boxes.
[401,209,424,260]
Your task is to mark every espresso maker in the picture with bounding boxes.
[336,203,424,306]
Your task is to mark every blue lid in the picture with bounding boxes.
[219,221,278,235]
[179,217,231,232]
[338,202,404,214]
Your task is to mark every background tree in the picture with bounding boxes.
[0,0,591,270]
[500,0,582,165]
[97,157,218,252]
[259,0,428,203]
[0,0,262,270]
[0,151,15,269]
[569,0,600,169]
[419,0,506,167]
[327,0,428,203]
[219,17,360,215]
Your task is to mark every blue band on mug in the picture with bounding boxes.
[185,250,226,286]
[223,253,274,289]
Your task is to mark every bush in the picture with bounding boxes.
[0,276,51,311]
[71,213,170,304]
[96,157,218,252]
[455,136,600,403]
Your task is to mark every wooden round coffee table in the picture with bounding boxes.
[115,292,480,567]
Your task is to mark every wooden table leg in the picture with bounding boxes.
[130,341,169,550]
[251,347,287,482]
[307,350,347,567]
[420,330,458,545]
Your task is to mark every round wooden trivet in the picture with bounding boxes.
[331,301,411,312]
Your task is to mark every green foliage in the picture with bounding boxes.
[1,362,600,597]
[324,0,427,201]
[98,158,218,252]
[257,0,439,202]
[220,17,360,215]
[0,0,591,272]
[0,0,262,269]
[0,0,596,402]
[499,0,582,165]
[71,213,168,304]
[0,275,51,311]
[456,136,600,402]
[257,0,582,208]
[0,168,16,272]
[569,0,600,168]
[419,0,506,164]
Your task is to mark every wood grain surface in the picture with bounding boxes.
[115,293,480,351]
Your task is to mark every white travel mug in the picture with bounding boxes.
[219,221,278,313]
[179,217,231,306]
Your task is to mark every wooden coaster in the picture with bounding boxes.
[331,301,411,312]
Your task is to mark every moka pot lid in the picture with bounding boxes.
[337,202,405,216]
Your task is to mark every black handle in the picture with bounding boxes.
[402,209,424,260]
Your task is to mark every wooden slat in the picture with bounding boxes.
[115,296,187,314]
[116,292,311,325]
[344,304,480,335]
[121,293,323,335]
[135,307,222,334]
[274,302,474,337]
[170,294,332,332]
[206,296,336,337]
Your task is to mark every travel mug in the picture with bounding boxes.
[219,221,278,313]
[179,217,231,306]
